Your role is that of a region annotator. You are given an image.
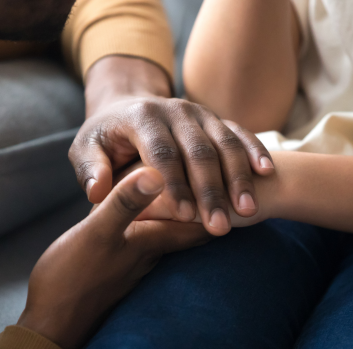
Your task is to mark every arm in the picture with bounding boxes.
[70,56,278,237]
[139,152,353,234]
[63,0,277,237]
[183,0,301,133]
[0,168,211,349]
[265,152,353,233]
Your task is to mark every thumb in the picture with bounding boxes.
[87,167,164,238]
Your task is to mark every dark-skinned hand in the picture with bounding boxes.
[69,56,275,236]
[17,167,211,349]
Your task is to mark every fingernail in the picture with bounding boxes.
[86,179,97,201]
[239,193,256,210]
[260,157,274,169]
[178,200,195,220]
[137,173,163,195]
[209,209,230,230]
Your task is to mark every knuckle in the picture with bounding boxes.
[132,100,160,120]
[246,141,268,154]
[166,99,195,123]
[165,179,187,191]
[75,161,96,188]
[114,190,142,214]
[68,130,101,163]
[68,135,88,161]
[227,121,245,134]
[78,130,100,148]
[217,133,244,152]
[149,139,179,162]
[230,172,254,187]
[169,98,193,112]
[188,144,217,162]
[152,145,178,160]
[168,99,209,122]
[179,99,209,113]
[199,185,225,203]
[128,100,164,130]
[163,180,191,199]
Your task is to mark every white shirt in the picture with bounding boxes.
[257,0,353,155]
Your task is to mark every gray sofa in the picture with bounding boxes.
[0,0,203,332]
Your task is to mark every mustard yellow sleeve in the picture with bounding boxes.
[62,0,174,81]
[0,326,61,349]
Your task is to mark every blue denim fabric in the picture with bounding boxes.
[86,219,353,349]
[295,236,353,349]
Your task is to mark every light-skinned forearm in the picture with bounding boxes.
[126,152,353,233]
[210,151,353,232]
[183,0,300,133]
[255,152,353,233]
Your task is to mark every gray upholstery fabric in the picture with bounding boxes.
[0,60,84,149]
[0,59,85,235]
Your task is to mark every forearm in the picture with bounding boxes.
[137,152,353,233]
[85,56,172,117]
[263,152,353,233]
[225,151,353,231]
[183,0,300,133]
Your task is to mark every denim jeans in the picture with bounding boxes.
[86,219,353,349]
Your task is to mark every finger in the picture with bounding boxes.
[69,135,113,204]
[202,117,258,218]
[88,161,144,216]
[134,220,213,257]
[170,115,231,236]
[222,119,275,176]
[136,195,173,221]
[132,122,196,223]
[88,167,164,240]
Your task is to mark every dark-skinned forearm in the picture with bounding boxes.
[85,56,172,117]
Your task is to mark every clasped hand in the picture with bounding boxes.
[69,95,275,236]
[18,168,211,349]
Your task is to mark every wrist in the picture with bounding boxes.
[253,152,288,221]
[17,310,67,348]
[85,56,172,117]
[17,305,90,349]
[261,151,304,222]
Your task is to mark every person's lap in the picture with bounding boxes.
[295,233,353,348]
[86,219,352,349]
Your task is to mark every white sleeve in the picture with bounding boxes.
[291,0,310,58]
